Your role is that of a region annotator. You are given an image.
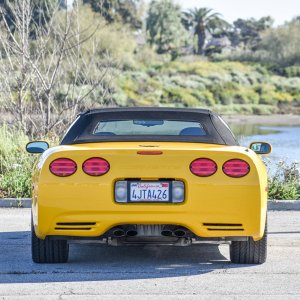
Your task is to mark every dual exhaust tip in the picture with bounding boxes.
[161,226,188,237]
[112,225,188,238]
[112,226,138,238]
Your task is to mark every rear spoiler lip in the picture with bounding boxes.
[67,138,227,146]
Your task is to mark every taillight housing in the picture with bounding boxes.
[49,158,77,177]
[190,158,217,177]
[223,159,250,178]
[82,157,110,176]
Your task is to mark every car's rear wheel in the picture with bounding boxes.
[31,218,69,263]
[230,220,267,264]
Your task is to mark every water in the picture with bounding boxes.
[230,124,300,166]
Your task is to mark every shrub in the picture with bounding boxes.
[0,125,58,198]
[267,161,300,200]
[213,104,276,115]
[109,59,298,110]
[77,5,137,70]
[135,46,162,67]
[192,90,215,106]
[162,87,199,107]
[0,125,34,198]
[282,66,300,78]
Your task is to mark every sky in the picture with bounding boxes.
[175,0,300,25]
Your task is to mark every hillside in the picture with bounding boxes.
[112,59,300,115]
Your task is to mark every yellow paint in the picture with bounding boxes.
[31,142,268,241]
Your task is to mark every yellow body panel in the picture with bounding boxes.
[32,142,268,241]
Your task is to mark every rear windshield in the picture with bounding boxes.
[60,110,234,145]
[92,120,206,136]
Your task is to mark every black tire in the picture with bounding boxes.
[31,218,69,263]
[230,221,267,264]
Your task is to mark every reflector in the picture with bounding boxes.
[137,151,163,155]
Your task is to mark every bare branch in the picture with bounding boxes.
[0,0,113,137]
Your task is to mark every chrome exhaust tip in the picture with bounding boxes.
[112,227,125,237]
[126,230,138,237]
[124,225,138,237]
[161,230,173,237]
[161,225,175,237]
[174,227,187,237]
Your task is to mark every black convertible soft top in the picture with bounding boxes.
[61,107,238,146]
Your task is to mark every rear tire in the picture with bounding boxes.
[230,221,267,264]
[31,218,69,263]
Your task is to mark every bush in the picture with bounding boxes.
[282,66,300,78]
[162,87,199,107]
[0,125,34,198]
[110,59,299,110]
[77,5,137,70]
[213,104,277,115]
[267,161,300,200]
[0,125,58,198]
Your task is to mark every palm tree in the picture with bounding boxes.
[182,8,230,55]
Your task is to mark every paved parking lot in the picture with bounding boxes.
[0,208,300,299]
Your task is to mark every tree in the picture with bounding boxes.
[230,16,274,49]
[83,0,143,29]
[258,19,300,67]
[0,0,113,137]
[146,0,187,55]
[182,8,230,55]
[0,0,55,36]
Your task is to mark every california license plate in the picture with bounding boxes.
[130,182,170,202]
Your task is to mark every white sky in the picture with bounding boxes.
[175,0,300,25]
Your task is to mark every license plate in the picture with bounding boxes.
[130,182,170,202]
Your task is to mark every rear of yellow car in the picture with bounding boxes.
[28,108,269,264]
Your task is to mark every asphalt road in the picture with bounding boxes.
[0,209,300,299]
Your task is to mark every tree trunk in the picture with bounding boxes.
[196,23,206,55]
[45,92,51,135]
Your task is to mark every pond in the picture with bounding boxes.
[229,124,300,166]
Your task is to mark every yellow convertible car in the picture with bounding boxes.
[26,107,271,264]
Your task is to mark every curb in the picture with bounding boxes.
[267,200,300,211]
[0,198,299,211]
[0,198,31,208]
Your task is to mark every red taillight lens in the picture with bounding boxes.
[190,158,217,177]
[223,159,250,178]
[82,157,110,176]
[49,158,77,177]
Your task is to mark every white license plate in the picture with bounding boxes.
[130,182,170,202]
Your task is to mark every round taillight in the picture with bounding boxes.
[190,158,217,177]
[223,159,250,178]
[49,158,77,177]
[82,157,110,176]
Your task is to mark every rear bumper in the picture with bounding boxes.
[39,212,262,238]
[33,192,267,241]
